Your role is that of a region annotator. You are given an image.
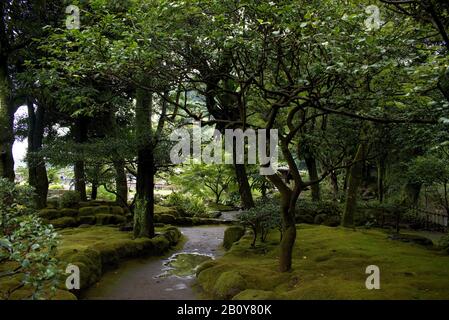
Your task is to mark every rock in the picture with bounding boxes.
[79,207,95,216]
[209,211,222,219]
[323,215,341,227]
[223,226,245,250]
[95,214,126,225]
[158,214,176,224]
[388,233,433,247]
[78,215,96,225]
[213,271,247,299]
[111,206,125,216]
[296,214,314,224]
[49,217,78,228]
[232,289,276,300]
[92,206,111,215]
[314,214,328,225]
[119,224,133,232]
[60,208,79,217]
[38,209,62,220]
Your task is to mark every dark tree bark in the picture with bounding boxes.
[72,117,88,201]
[329,171,339,201]
[133,88,155,238]
[0,61,15,182]
[234,163,255,209]
[304,153,320,201]
[27,100,48,208]
[114,160,128,207]
[377,157,386,203]
[342,143,366,227]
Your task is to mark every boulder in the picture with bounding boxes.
[38,209,61,220]
[49,217,78,228]
[213,271,247,299]
[60,208,79,217]
[388,233,433,247]
[223,226,245,250]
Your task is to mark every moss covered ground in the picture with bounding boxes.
[197,224,449,300]
[1,225,182,300]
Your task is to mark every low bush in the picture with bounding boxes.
[238,199,281,247]
[163,192,208,217]
[59,191,81,208]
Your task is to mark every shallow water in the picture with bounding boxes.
[81,225,226,300]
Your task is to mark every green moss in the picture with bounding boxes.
[92,206,111,215]
[196,260,221,277]
[78,215,96,225]
[38,209,61,220]
[232,289,277,300]
[79,207,95,216]
[50,217,78,228]
[158,214,176,224]
[155,205,178,217]
[223,226,245,250]
[95,214,126,225]
[110,206,125,215]
[60,208,79,217]
[56,226,181,292]
[212,271,247,299]
[197,225,449,300]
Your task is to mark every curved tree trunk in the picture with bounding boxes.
[279,191,298,272]
[27,100,48,208]
[234,163,254,209]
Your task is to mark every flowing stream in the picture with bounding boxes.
[81,225,227,300]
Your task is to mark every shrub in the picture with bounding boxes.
[438,235,449,254]
[163,192,208,217]
[59,191,81,208]
[238,199,281,247]
[295,199,342,217]
[0,178,61,299]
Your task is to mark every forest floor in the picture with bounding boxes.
[197,224,449,299]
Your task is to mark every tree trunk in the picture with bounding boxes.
[72,117,88,201]
[304,154,320,201]
[403,182,421,208]
[27,100,48,208]
[278,190,299,272]
[342,143,365,227]
[329,171,339,201]
[0,62,14,181]
[234,163,255,209]
[114,160,128,206]
[377,157,386,203]
[134,88,155,238]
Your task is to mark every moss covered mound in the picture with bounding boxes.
[212,271,247,299]
[56,225,182,295]
[223,226,245,250]
[197,225,449,300]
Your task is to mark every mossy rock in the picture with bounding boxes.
[110,206,125,216]
[314,213,328,225]
[50,217,78,228]
[79,201,100,208]
[232,289,276,300]
[46,199,59,209]
[48,289,77,300]
[79,207,96,216]
[196,260,221,277]
[38,209,62,220]
[151,236,170,254]
[213,271,247,299]
[158,214,176,224]
[388,233,433,247]
[296,214,314,224]
[323,215,341,227]
[92,206,112,215]
[162,226,182,245]
[95,214,126,225]
[78,215,96,225]
[223,226,245,250]
[60,208,79,217]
